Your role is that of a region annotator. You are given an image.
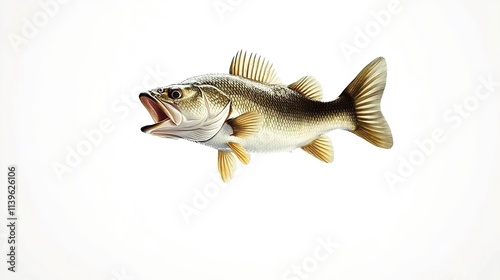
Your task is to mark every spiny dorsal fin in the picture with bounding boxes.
[227,111,263,138]
[227,142,250,164]
[301,136,334,163]
[288,76,323,101]
[229,50,281,84]
[217,151,236,182]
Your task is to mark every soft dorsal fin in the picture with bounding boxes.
[217,151,236,182]
[227,142,250,164]
[288,76,323,101]
[229,50,281,84]
[301,136,334,163]
[227,111,263,138]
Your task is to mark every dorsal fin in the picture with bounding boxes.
[288,76,323,101]
[229,50,281,84]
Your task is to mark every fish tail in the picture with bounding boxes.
[342,57,393,148]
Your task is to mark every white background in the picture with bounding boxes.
[1,0,499,279]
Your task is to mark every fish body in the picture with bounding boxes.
[139,51,393,181]
[181,74,356,153]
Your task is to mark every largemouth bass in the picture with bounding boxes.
[139,51,393,182]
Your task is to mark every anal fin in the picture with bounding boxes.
[218,151,236,182]
[301,136,334,163]
[228,142,250,164]
[227,111,263,138]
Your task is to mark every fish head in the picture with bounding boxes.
[139,84,231,142]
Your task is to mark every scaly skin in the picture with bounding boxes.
[182,74,356,152]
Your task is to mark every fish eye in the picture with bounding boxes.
[168,89,182,99]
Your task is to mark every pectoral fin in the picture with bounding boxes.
[227,142,250,164]
[218,151,236,182]
[301,136,334,163]
[227,111,263,138]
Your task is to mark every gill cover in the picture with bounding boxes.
[150,85,232,142]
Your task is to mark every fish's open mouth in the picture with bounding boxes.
[139,93,182,133]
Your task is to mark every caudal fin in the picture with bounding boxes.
[342,57,393,148]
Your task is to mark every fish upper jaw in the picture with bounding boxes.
[139,92,183,134]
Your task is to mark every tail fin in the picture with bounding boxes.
[342,57,393,148]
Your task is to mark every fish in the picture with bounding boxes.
[139,50,393,182]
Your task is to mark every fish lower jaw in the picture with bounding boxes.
[140,119,176,134]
